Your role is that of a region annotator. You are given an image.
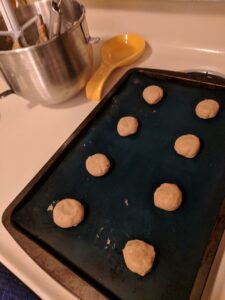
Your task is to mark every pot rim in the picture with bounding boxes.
[0,0,86,55]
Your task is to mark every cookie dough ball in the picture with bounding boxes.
[117,116,139,137]
[154,183,182,211]
[143,85,164,105]
[195,99,220,119]
[123,240,156,276]
[174,134,200,158]
[53,198,84,228]
[86,153,110,177]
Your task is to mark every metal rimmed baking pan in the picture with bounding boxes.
[3,68,225,300]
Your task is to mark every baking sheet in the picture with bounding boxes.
[3,68,225,300]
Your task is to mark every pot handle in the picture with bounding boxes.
[0,68,13,99]
[80,11,100,44]
[0,89,13,99]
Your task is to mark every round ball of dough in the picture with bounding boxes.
[195,99,220,119]
[53,198,84,228]
[86,153,110,177]
[117,116,139,137]
[123,240,156,276]
[154,183,182,211]
[142,85,164,105]
[174,134,200,158]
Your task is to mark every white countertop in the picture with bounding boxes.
[1,1,225,299]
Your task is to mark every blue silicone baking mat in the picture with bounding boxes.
[9,69,225,300]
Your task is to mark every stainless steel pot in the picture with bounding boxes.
[0,0,97,105]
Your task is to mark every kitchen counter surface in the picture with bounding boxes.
[1,1,225,299]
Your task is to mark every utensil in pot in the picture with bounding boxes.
[0,0,38,46]
[0,0,99,105]
[48,0,62,39]
[86,33,145,101]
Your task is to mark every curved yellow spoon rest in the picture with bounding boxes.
[86,33,145,101]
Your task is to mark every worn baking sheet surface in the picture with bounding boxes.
[10,69,225,299]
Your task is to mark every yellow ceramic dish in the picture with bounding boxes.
[86,33,146,101]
